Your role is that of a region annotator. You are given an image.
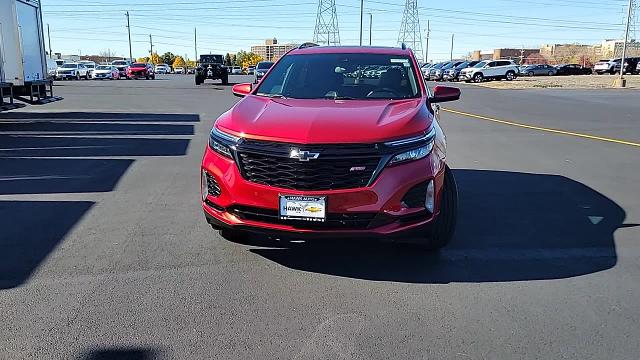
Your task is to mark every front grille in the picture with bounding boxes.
[236,140,382,191]
[228,205,384,230]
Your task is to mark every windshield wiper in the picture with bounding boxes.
[325,95,355,100]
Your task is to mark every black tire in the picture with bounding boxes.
[195,76,202,85]
[473,73,484,83]
[221,75,229,85]
[527,71,534,77]
[76,73,80,81]
[505,71,515,81]
[218,228,250,243]
[548,71,554,76]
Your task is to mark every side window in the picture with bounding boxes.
[487,62,497,67]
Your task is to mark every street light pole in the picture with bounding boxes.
[424,20,430,63]
[359,0,364,46]
[450,33,454,61]
[47,23,52,58]
[369,13,372,46]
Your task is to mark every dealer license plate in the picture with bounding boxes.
[279,195,326,222]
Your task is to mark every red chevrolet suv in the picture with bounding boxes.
[201,45,461,249]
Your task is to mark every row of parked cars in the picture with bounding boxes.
[48,60,201,81]
[423,57,639,83]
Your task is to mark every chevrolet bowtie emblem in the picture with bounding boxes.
[289,149,320,161]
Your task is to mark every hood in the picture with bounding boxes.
[93,69,112,74]
[129,66,146,70]
[215,96,432,144]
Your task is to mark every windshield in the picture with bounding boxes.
[112,61,127,65]
[454,62,470,70]
[62,64,77,68]
[441,62,458,70]
[96,66,111,70]
[200,55,223,64]
[255,53,420,100]
[473,61,489,68]
[256,62,274,70]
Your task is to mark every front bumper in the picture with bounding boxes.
[93,73,113,79]
[201,146,446,237]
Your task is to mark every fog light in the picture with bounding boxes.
[425,180,435,213]
[201,170,208,201]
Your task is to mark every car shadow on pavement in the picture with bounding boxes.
[76,346,166,360]
[0,111,199,289]
[249,170,625,283]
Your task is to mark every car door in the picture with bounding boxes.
[484,61,497,77]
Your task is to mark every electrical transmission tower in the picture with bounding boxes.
[313,0,340,46]
[616,0,637,58]
[398,0,424,62]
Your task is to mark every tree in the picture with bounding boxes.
[149,52,162,65]
[225,53,232,66]
[98,49,117,62]
[236,51,263,68]
[173,56,186,68]
[186,60,196,68]
[161,52,176,66]
[231,54,237,67]
[137,57,149,63]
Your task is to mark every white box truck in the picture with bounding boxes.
[0,0,56,105]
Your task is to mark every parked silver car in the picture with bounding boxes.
[519,64,557,77]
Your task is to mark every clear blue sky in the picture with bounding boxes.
[43,0,634,62]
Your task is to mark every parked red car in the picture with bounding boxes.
[127,63,155,80]
[201,45,461,249]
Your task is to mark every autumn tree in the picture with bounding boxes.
[137,57,149,63]
[186,60,196,68]
[173,56,186,68]
[161,52,176,66]
[225,53,232,66]
[236,51,263,68]
[149,52,162,65]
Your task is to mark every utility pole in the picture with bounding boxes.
[450,33,454,61]
[194,27,198,63]
[369,13,372,45]
[125,11,133,62]
[149,34,153,60]
[616,0,634,87]
[359,0,364,46]
[314,0,340,46]
[46,23,52,58]
[424,20,430,63]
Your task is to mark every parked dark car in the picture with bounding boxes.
[519,64,557,76]
[555,64,593,76]
[613,57,640,75]
[431,61,465,81]
[254,61,274,83]
[196,54,228,85]
[443,60,480,81]
[427,62,447,81]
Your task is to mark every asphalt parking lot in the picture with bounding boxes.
[1,75,639,359]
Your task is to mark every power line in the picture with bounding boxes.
[398,0,423,62]
[314,0,340,45]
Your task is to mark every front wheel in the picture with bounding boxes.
[75,73,80,80]
[548,71,554,76]
[505,71,515,81]
[528,71,534,77]
[473,73,484,83]
[221,75,229,85]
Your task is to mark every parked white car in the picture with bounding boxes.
[231,66,242,75]
[155,64,170,74]
[92,65,120,80]
[55,62,90,80]
[78,61,97,78]
[174,67,185,74]
[46,58,57,79]
[459,59,518,82]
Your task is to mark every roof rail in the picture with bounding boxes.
[400,43,407,50]
[298,42,320,49]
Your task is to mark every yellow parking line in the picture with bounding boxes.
[442,108,640,148]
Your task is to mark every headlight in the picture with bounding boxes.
[388,143,433,165]
[385,128,436,166]
[209,126,239,159]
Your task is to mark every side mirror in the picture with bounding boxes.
[430,85,461,103]
[232,83,252,97]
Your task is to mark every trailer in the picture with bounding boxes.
[0,0,59,108]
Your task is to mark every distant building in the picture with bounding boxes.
[599,39,640,58]
[251,38,299,62]
[471,48,539,63]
